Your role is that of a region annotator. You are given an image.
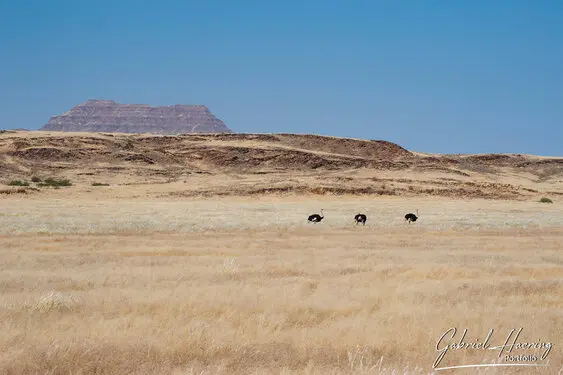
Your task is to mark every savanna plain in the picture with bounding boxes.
[0,131,562,374]
[0,191,562,375]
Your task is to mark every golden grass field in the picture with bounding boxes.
[0,189,562,374]
[0,131,561,374]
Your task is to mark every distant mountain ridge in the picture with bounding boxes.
[40,99,232,134]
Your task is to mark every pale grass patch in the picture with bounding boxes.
[27,290,81,313]
[222,257,239,273]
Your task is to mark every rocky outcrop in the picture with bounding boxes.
[40,100,232,134]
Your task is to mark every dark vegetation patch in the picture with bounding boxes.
[37,178,72,187]
[7,180,29,186]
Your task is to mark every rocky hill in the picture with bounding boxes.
[40,100,232,134]
[0,131,561,200]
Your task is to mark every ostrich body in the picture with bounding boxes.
[405,209,419,223]
[308,209,324,224]
[354,213,367,225]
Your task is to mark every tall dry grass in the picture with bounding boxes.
[0,196,561,374]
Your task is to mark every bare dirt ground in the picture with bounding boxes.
[0,131,562,374]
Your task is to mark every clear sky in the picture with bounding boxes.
[1,0,562,156]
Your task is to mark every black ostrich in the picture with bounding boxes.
[307,209,324,224]
[354,213,367,225]
[405,209,419,223]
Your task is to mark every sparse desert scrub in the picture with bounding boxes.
[0,187,30,195]
[37,177,73,187]
[7,180,29,186]
[0,196,561,374]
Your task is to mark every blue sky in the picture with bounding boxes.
[1,0,562,155]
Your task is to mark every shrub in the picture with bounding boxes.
[0,187,28,194]
[38,178,72,187]
[7,180,29,186]
[91,182,110,186]
[539,197,553,204]
[31,176,42,183]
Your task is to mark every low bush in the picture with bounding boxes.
[38,178,72,187]
[7,180,29,186]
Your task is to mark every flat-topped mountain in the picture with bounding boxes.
[40,100,232,134]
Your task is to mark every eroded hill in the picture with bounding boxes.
[40,100,232,134]
[0,130,561,200]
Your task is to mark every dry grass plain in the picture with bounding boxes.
[0,131,561,374]
[0,191,562,375]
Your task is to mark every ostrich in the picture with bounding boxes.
[354,213,367,225]
[405,209,419,223]
[307,209,324,224]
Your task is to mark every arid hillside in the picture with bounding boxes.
[0,130,561,200]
